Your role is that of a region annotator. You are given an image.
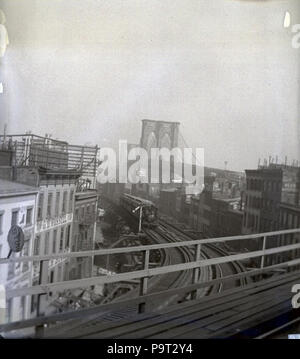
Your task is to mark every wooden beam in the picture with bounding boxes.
[1,267,300,333]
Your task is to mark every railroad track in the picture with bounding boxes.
[44,218,205,338]
[159,217,247,293]
[97,226,197,311]
[142,226,211,309]
[204,243,247,292]
[44,211,244,338]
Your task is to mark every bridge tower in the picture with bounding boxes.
[140,119,180,151]
[134,120,180,200]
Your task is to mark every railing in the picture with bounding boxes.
[1,227,300,333]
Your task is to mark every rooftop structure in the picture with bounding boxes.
[0,134,99,178]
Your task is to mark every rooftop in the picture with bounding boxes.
[75,189,97,199]
[141,119,180,125]
[0,178,38,197]
[0,134,99,177]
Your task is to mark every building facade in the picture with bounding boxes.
[243,165,300,234]
[0,134,98,317]
[242,164,300,263]
[210,198,243,238]
[30,171,78,315]
[0,179,38,323]
[159,188,182,221]
[70,188,98,279]
[189,176,215,235]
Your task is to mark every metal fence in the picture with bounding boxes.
[1,227,300,333]
[0,134,99,177]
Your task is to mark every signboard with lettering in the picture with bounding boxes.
[35,213,73,233]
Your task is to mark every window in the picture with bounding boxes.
[60,227,64,251]
[50,271,54,283]
[0,211,4,234]
[62,191,68,213]
[11,209,19,226]
[31,295,38,313]
[272,182,275,192]
[44,232,50,255]
[246,179,250,190]
[69,190,74,212]
[34,236,40,256]
[268,181,272,191]
[276,181,281,192]
[47,193,53,218]
[37,193,44,221]
[6,299,12,323]
[90,204,95,214]
[66,225,71,248]
[52,230,57,253]
[7,254,15,280]
[22,242,29,273]
[72,234,78,252]
[26,207,33,226]
[21,296,26,320]
[57,265,62,282]
[78,263,82,278]
[288,214,293,227]
[55,192,61,216]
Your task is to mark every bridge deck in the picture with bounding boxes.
[45,271,300,339]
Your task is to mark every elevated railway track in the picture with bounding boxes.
[75,270,300,339]
[36,218,247,338]
[1,226,300,338]
[102,196,246,298]
[42,220,207,338]
[158,218,247,292]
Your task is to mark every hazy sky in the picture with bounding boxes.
[0,0,299,171]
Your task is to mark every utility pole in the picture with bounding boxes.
[138,206,143,233]
[133,205,143,233]
[3,123,7,143]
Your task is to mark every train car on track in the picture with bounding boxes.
[120,194,158,228]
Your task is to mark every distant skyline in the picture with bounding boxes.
[0,0,299,172]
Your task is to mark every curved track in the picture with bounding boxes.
[159,217,247,293]
[44,212,245,338]
[44,220,207,338]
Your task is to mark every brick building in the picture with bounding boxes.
[242,164,300,262]
[210,198,243,238]
[243,164,300,234]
